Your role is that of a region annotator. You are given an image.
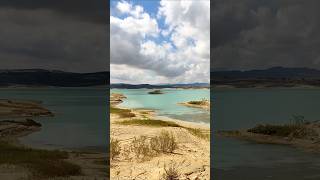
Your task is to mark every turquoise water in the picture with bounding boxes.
[213,88,320,179]
[111,88,210,124]
[0,88,108,151]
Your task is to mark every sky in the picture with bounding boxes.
[110,0,210,84]
[0,0,108,73]
[213,0,320,71]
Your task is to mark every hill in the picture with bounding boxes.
[211,67,320,88]
[0,69,108,87]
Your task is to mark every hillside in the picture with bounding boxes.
[211,67,320,88]
[0,69,109,87]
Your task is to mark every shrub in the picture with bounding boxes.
[161,161,180,180]
[110,138,121,160]
[150,131,177,153]
[130,136,154,161]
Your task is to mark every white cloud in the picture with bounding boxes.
[116,1,132,14]
[111,0,210,84]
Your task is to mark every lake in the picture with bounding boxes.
[213,88,320,179]
[0,87,108,151]
[111,88,210,125]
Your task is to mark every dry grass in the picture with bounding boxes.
[150,131,178,153]
[130,136,155,161]
[117,119,181,128]
[161,161,180,180]
[110,138,121,160]
[0,141,81,178]
[118,119,210,140]
[185,127,210,140]
[110,107,135,118]
[118,130,179,162]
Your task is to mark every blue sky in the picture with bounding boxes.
[110,0,210,84]
[111,0,169,46]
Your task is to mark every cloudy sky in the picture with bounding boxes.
[213,0,320,71]
[110,0,210,84]
[0,0,108,73]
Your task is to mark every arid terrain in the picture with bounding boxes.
[110,93,210,179]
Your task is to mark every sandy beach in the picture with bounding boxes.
[110,93,210,179]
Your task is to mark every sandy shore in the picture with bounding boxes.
[110,94,210,179]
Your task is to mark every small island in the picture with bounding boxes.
[217,118,320,153]
[148,89,164,94]
[178,99,210,110]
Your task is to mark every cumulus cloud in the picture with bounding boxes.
[213,0,320,71]
[111,0,210,84]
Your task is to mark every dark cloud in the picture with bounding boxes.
[0,0,108,24]
[212,0,320,70]
[0,1,109,73]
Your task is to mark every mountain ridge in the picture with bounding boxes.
[0,69,109,87]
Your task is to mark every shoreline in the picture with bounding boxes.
[110,93,210,179]
[110,92,210,128]
[0,99,108,179]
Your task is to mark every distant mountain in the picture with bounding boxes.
[211,67,320,88]
[111,83,209,89]
[212,67,320,79]
[0,69,109,87]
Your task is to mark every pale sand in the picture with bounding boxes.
[110,102,210,179]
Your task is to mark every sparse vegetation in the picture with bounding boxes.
[185,127,210,140]
[188,98,209,105]
[161,161,180,180]
[150,131,178,153]
[0,141,81,178]
[110,106,135,118]
[248,124,300,137]
[117,119,181,127]
[130,136,154,161]
[110,138,121,160]
[118,130,179,162]
[117,119,210,140]
[247,116,317,139]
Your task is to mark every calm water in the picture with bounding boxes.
[111,88,210,124]
[213,88,320,179]
[0,88,108,151]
